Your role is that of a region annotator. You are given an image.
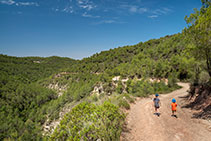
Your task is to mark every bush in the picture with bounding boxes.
[133,90,146,97]
[127,80,152,97]
[50,102,125,141]
[199,71,210,84]
[123,94,135,103]
[168,74,177,87]
[116,81,124,94]
[118,99,130,110]
[152,81,169,93]
[91,94,98,102]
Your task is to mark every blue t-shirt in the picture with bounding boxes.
[153,98,160,107]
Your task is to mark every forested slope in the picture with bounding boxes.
[0,33,193,140]
[65,33,196,81]
[0,1,210,139]
[0,55,76,140]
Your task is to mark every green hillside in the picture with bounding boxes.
[0,34,190,140]
[0,1,210,140]
[66,33,197,81]
[0,55,77,140]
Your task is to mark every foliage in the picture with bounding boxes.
[0,55,76,140]
[0,83,55,140]
[50,102,125,141]
[118,99,130,110]
[198,71,210,84]
[184,0,211,77]
[126,79,179,97]
[127,80,153,97]
[121,94,135,103]
[116,81,124,94]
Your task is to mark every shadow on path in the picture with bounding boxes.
[153,112,161,117]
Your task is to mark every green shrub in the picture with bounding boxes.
[117,94,135,103]
[127,80,152,97]
[91,94,98,102]
[141,81,154,94]
[98,93,105,99]
[118,99,130,110]
[123,94,135,103]
[152,81,169,93]
[199,71,210,84]
[168,74,177,87]
[50,102,125,141]
[133,90,146,97]
[116,81,124,94]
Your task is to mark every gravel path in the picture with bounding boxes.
[121,83,211,141]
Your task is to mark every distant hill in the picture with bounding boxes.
[0,54,76,82]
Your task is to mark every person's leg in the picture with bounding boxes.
[157,107,160,116]
[172,110,174,116]
[174,110,177,118]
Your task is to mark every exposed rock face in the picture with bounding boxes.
[33,60,41,63]
[112,76,120,81]
[48,83,67,97]
[91,83,104,95]
[148,78,168,85]
[122,78,129,83]
[43,101,80,135]
[43,118,59,134]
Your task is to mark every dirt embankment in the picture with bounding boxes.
[184,83,211,119]
[121,83,211,141]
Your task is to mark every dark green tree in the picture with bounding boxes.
[184,0,211,77]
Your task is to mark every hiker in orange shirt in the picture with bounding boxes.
[171,98,177,117]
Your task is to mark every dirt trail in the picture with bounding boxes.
[121,83,211,141]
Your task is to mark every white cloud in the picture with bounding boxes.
[17,2,39,6]
[52,8,60,12]
[77,0,96,11]
[129,6,137,12]
[163,8,172,12]
[63,6,74,13]
[82,12,100,18]
[54,0,97,15]
[148,7,172,19]
[0,0,15,5]
[93,19,125,25]
[148,15,158,18]
[95,20,115,25]
[77,0,84,5]
[0,0,39,6]
[121,4,147,14]
[138,8,147,13]
[79,4,95,10]
[152,8,172,15]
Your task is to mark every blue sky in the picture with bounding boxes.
[0,0,202,59]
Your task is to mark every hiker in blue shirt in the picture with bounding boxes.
[153,93,161,116]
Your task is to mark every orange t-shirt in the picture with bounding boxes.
[171,103,177,111]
